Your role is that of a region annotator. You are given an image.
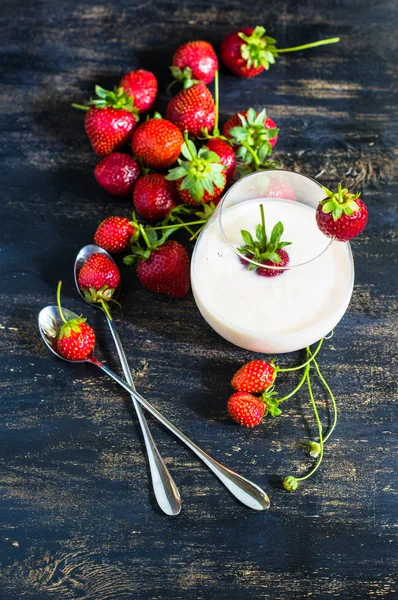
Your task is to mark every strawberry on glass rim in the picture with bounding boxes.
[73,86,139,155]
[316,184,368,242]
[221,26,340,78]
[166,136,226,205]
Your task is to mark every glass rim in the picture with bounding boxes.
[218,168,335,270]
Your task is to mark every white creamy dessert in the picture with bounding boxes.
[191,197,354,354]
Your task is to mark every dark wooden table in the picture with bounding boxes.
[1,0,397,598]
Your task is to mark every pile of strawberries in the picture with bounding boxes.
[63,28,371,492]
[73,26,344,298]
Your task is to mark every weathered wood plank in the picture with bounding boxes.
[0,0,397,598]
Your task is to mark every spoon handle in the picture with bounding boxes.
[106,317,181,516]
[99,364,270,511]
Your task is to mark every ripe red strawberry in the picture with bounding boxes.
[119,70,158,113]
[55,281,96,361]
[231,360,276,393]
[131,118,183,170]
[77,253,121,306]
[167,138,226,205]
[73,86,139,155]
[238,203,291,277]
[254,249,290,278]
[221,26,340,78]
[166,83,215,137]
[205,138,236,183]
[221,27,277,78]
[94,153,140,197]
[133,174,180,221]
[223,110,278,148]
[171,40,218,87]
[94,217,136,254]
[266,178,296,201]
[316,184,368,242]
[227,392,265,427]
[136,240,190,298]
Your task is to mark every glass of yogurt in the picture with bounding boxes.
[191,169,354,354]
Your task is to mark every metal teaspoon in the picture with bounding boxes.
[38,305,270,511]
[74,244,181,516]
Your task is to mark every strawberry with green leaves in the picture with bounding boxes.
[238,203,291,277]
[223,108,279,171]
[316,184,368,241]
[170,40,218,88]
[221,26,340,79]
[55,281,96,361]
[166,137,226,205]
[166,83,215,137]
[204,138,236,183]
[124,226,190,298]
[73,86,139,155]
[77,253,121,317]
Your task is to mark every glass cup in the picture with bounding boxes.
[191,169,355,354]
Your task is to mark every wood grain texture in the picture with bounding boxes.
[0,0,397,598]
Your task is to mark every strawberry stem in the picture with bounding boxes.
[173,216,195,236]
[151,220,207,231]
[99,298,113,321]
[260,203,266,244]
[294,363,324,482]
[139,224,152,249]
[56,281,68,324]
[311,354,337,444]
[189,223,205,242]
[278,338,324,373]
[278,37,340,54]
[241,142,261,169]
[277,362,309,404]
[71,103,90,111]
[213,70,220,137]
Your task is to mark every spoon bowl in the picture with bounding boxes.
[38,305,93,364]
[74,244,121,306]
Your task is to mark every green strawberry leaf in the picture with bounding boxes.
[145,228,158,246]
[241,230,254,246]
[238,205,291,271]
[166,166,188,181]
